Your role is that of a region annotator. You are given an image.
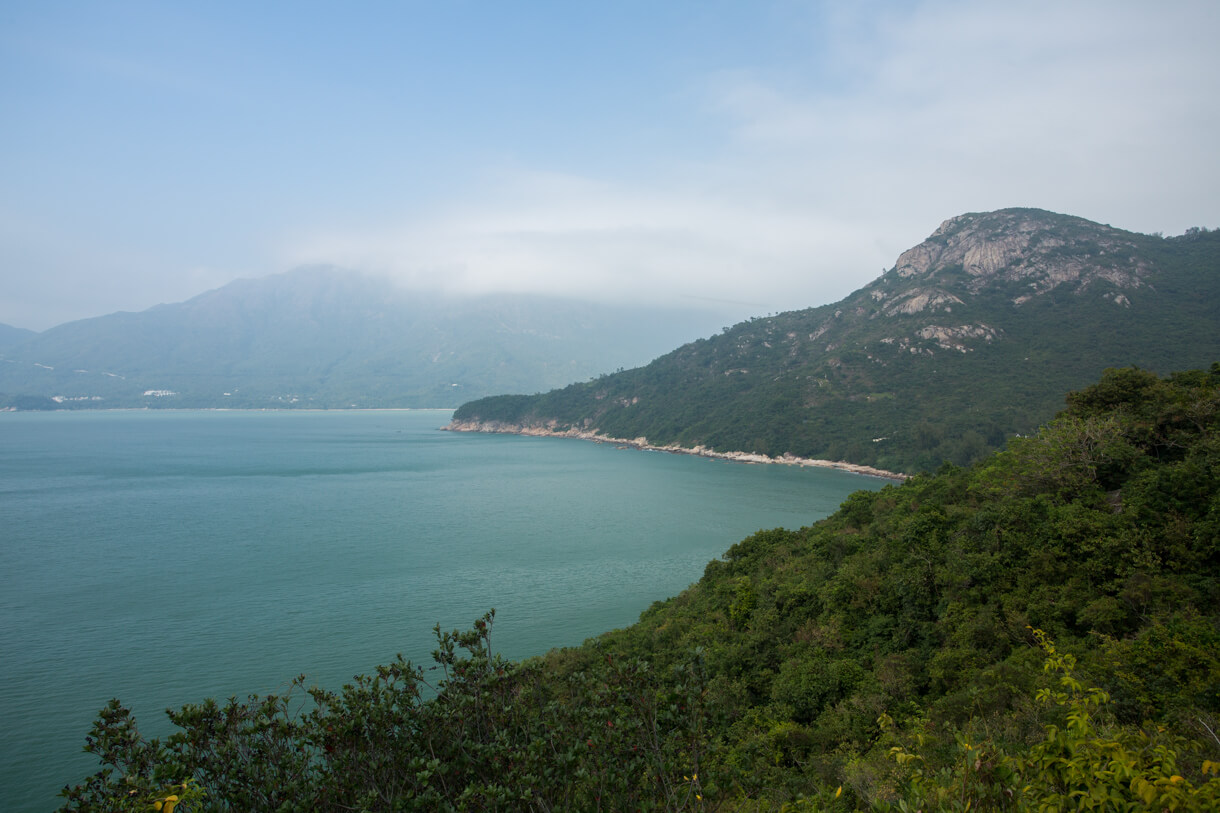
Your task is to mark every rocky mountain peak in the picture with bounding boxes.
[892,208,1152,306]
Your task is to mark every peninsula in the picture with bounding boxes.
[443,418,908,480]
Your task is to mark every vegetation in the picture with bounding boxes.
[63,364,1220,810]
[456,212,1220,473]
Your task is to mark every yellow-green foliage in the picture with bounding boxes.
[881,630,1220,812]
[62,365,1220,811]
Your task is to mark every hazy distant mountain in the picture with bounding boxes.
[452,209,1220,473]
[0,323,36,350]
[0,267,734,409]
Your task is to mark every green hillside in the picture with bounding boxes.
[63,364,1220,810]
[453,210,1220,474]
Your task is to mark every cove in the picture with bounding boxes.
[0,409,885,811]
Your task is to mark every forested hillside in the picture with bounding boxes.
[63,365,1220,810]
[453,210,1220,474]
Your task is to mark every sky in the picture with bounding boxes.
[2,0,1218,331]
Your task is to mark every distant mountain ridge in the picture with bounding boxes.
[451,209,1220,473]
[0,267,733,409]
[0,323,36,350]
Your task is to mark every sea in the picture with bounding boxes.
[0,409,886,811]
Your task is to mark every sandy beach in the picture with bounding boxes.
[443,419,908,481]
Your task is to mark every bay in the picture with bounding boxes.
[0,409,885,811]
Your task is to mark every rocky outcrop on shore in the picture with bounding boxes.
[443,419,908,481]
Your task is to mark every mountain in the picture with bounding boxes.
[0,322,37,350]
[451,209,1220,473]
[0,267,734,409]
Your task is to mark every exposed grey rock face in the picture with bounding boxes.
[894,209,1152,305]
[854,208,1165,355]
[451,207,1220,473]
[789,209,1174,362]
[883,288,964,316]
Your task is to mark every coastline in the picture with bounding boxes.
[0,406,457,413]
[443,419,908,481]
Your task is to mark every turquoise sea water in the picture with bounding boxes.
[0,409,885,811]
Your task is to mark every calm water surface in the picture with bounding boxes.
[0,409,885,810]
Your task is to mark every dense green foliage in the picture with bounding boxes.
[456,212,1220,473]
[64,365,1220,810]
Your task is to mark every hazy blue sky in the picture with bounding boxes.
[3,1,1218,330]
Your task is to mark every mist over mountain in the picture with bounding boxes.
[0,323,36,351]
[0,267,735,409]
[452,209,1220,473]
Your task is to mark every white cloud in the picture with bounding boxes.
[285,169,884,314]
[284,1,1220,316]
[5,0,1219,331]
[707,0,1220,232]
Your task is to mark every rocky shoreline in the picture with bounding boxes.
[443,419,908,481]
